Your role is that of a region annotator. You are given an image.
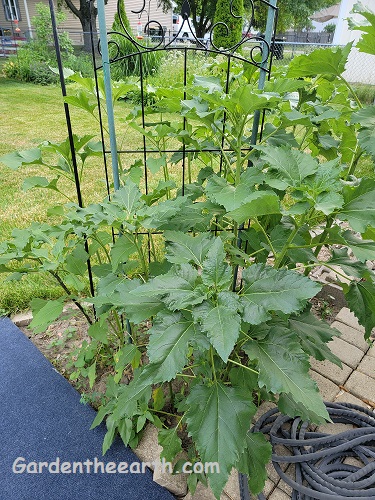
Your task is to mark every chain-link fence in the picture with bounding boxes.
[2,26,375,87]
[271,42,375,86]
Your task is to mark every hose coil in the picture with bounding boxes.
[239,401,375,499]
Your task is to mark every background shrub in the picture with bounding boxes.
[109,0,164,80]
[2,3,92,84]
[213,0,244,50]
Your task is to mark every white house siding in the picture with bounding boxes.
[333,0,375,84]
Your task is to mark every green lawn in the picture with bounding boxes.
[0,76,188,313]
[0,78,116,313]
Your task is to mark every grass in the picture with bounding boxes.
[352,83,375,105]
[0,73,202,313]
[0,78,115,312]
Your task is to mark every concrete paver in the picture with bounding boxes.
[309,357,352,385]
[357,355,375,380]
[345,371,375,403]
[268,487,291,499]
[335,307,365,332]
[309,370,341,401]
[334,390,370,408]
[331,321,370,352]
[327,337,364,369]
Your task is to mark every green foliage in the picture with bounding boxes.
[252,0,338,32]
[213,0,243,49]
[2,47,59,85]
[2,3,92,84]
[323,22,336,34]
[32,3,73,58]
[159,0,216,38]
[2,11,375,499]
[349,2,375,55]
[109,0,164,79]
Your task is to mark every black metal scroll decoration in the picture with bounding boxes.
[99,0,277,70]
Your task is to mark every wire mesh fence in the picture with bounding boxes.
[1,23,375,87]
[271,41,375,86]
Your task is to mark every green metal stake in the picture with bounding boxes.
[97,0,133,341]
[97,0,120,191]
[250,0,278,146]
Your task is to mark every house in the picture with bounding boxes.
[312,0,375,84]
[311,4,340,32]
[0,0,173,45]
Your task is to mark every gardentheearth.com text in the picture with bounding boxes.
[12,457,220,475]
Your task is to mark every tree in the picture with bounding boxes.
[213,0,243,49]
[248,0,338,33]
[160,0,338,38]
[59,0,104,52]
[108,0,164,78]
[161,0,217,38]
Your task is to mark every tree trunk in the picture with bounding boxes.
[80,0,98,52]
[63,0,98,52]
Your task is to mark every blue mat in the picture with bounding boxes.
[0,317,175,500]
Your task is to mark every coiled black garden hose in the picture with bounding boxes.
[239,401,375,499]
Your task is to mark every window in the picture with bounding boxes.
[3,0,21,21]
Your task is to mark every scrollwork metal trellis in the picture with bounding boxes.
[99,0,276,70]
[48,0,278,308]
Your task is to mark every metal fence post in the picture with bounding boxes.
[97,0,120,191]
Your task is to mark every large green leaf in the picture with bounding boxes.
[341,230,375,262]
[110,234,138,271]
[201,237,232,289]
[327,248,372,280]
[277,392,328,423]
[88,321,109,344]
[158,428,183,462]
[351,106,375,159]
[64,92,96,114]
[205,175,254,211]
[349,3,375,55]
[113,365,161,421]
[338,178,375,232]
[237,432,272,495]
[22,176,60,193]
[227,191,280,224]
[140,197,191,230]
[0,148,42,170]
[65,245,89,276]
[92,275,163,322]
[185,382,256,498]
[244,327,329,423]
[345,280,375,340]
[164,231,212,267]
[30,298,65,334]
[325,227,375,262]
[129,264,206,310]
[286,44,352,78]
[165,200,224,232]
[229,365,258,392]
[193,293,241,362]
[258,145,318,190]
[111,181,143,216]
[224,85,279,116]
[240,264,321,325]
[148,312,198,381]
[289,309,342,366]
